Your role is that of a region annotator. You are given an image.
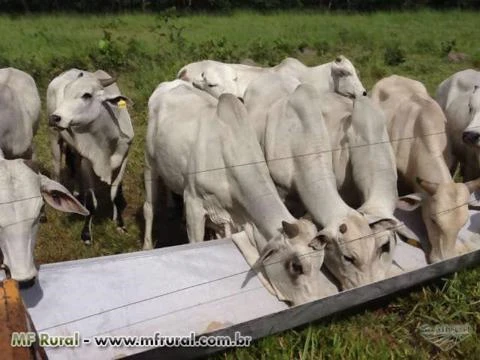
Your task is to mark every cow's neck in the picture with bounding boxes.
[237,170,296,242]
[293,160,354,226]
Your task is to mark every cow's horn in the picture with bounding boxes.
[99,77,117,88]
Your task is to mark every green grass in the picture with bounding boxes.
[1,9,480,359]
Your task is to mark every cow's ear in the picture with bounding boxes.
[39,175,89,216]
[396,193,424,211]
[105,95,133,108]
[253,241,280,271]
[309,232,328,250]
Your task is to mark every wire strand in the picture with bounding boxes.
[35,222,405,332]
[29,199,479,333]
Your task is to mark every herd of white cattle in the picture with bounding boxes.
[1,55,480,306]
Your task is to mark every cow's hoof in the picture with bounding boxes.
[143,243,154,250]
[116,226,127,234]
[81,230,92,245]
[39,212,47,223]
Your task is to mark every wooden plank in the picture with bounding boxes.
[128,248,480,360]
[0,278,34,360]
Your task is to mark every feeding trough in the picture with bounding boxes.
[1,208,480,360]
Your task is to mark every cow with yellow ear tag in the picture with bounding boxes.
[47,69,134,244]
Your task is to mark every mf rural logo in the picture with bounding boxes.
[418,323,473,351]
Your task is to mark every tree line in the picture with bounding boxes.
[2,0,478,13]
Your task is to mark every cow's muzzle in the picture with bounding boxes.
[18,277,36,289]
[462,131,480,145]
[48,114,67,130]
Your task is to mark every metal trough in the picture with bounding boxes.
[2,208,480,360]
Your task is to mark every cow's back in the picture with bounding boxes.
[436,69,480,110]
[272,57,307,79]
[372,75,452,190]
[244,73,300,143]
[0,68,40,157]
[147,80,217,193]
[0,68,40,126]
[318,92,353,193]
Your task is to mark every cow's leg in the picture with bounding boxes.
[114,184,127,231]
[224,223,232,238]
[110,158,128,232]
[65,145,80,197]
[166,191,184,220]
[80,159,97,245]
[143,157,158,250]
[184,192,206,243]
[49,129,63,182]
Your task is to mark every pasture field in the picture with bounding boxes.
[1,9,480,359]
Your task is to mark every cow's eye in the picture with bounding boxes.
[380,241,390,254]
[469,105,473,114]
[82,93,93,100]
[207,84,217,88]
[343,255,355,264]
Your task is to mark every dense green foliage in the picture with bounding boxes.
[1,10,479,359]
[1,0,479,13]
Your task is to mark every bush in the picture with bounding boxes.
[414,38,438,54]
[440,39,456,56]
[384,43,406,66]
[314,40,330,55]
[189,37,240,62]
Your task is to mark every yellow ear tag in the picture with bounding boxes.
[117,99,127,109]
[406,238,422,249]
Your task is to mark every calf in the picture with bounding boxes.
[47,69,134,244]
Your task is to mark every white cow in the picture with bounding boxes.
[144,80,331,305]
[0,153,88,285]
[47,69,134,244]
[372,75,480,262]
[436,69,480,181]
[244,73,398,289]
[273,56,367,98]
[178,60,268,98]
[177,55,366,99]
[0,67,41,159]
[311,92,419,272]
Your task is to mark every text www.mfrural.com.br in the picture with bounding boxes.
[11,331,252,348]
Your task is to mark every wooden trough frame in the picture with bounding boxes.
[2,208,480,360]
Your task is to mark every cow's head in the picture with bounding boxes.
[397,177,478,263]
[331,55,367,99]
[192,67,239,98]
[462,85,480,146]
[252,219,328,306]
[309,210,396,290]
[49,72,130,130]
[0,158,89,286]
